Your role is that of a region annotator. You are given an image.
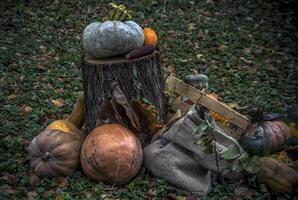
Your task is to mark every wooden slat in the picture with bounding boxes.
[166,76,250,130]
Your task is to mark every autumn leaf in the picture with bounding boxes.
[51,98,64,107]
[54,177,69,187]
[21,105,33,113]
[7,94,17,100]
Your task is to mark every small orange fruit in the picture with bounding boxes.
[143,28,158,46]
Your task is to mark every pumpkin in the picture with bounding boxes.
[28,93,85,177]
[259,157,298,194]
[82,21,144,59]
[184,69,208,91]
[239,120,291,156]
[80,124,143,185]
[143,28,158,46]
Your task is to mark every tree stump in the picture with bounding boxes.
[82,51,165,134]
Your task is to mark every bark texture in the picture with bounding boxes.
[82,51,165,134]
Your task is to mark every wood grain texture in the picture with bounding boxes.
[82,51,165,134]
[166,76,250,130]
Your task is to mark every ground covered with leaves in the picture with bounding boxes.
[0,0,297,199]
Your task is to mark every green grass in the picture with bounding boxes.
[0,0,297,199]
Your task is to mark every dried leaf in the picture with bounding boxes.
[7,94,17,100]
[0,184,18,194]
[111,82,140,131]
[54,177,69,187]
[54,88,65,93]
[21,105,33,113]
[226,102,239,109]
[209,110,226,122]
[133,100,163,138]
[29,173,40,187]
[27,191,38,200]
[218,44,228,51]
[1,174,17,185]
[239,57,253,65]
[166,65,175,77]
[51,98,64,107]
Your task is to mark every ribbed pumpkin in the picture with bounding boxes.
[28,93,85,177]
[80,124,143,185]
[143,28,158,46]
[259,157,298,194]
[239,120,291,156]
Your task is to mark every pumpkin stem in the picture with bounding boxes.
[42,152,55,161]
[67,92,85,129]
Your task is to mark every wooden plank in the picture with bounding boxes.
[166,76,250,130]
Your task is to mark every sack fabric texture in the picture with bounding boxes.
[144,105,245,196]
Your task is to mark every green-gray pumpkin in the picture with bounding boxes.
[239,121,290,156]
[83,20,144,59]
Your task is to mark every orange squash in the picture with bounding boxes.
[259,157,298,194]
[143,28,158,46]
[80,124,143,185]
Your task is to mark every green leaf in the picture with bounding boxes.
[192,122,208,137]
[220,147,240,160]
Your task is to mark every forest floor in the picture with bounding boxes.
[0,0,297,199]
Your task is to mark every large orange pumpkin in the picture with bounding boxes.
[143,28,158,46]
[80,124,143,185]
[28,93,85,177]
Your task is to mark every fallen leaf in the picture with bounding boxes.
[147,189,156,196]
[218,44,228,51]
[54,177,69,187]
[226,102,239,109]
[0,184,18,194]
[29,173,40,187]
[176,196,186,200]
[56,195,64,200]
[166,65,175,77]
[196,54,204,59]
[7,94,17,100]
[27,191,38,200]
[51,98,64,107]
[54,88,65,93]
[37,65,46,71]
[1,174,17,185]
[188,23,196,32]
[239,57,253,65]
[21,105,33,113]
[179,59,189,63]
[244,48,251,54]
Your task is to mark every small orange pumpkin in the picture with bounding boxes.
[143,28,158,46]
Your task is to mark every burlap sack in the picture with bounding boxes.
[144,105,245,195]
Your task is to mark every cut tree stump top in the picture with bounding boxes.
[84,50,160,65]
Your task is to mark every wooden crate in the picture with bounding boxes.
[166,76,250,139]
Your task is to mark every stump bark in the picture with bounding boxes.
[82,51,165,134]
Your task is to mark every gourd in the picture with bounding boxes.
[143,28,158,46]
[28,93,85,177]
[184,69,208,91]
[125,45,156,59]
[82,20,144,59]
[80,123,143,185]
[259,157,298,194]
[239,120,291,156]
